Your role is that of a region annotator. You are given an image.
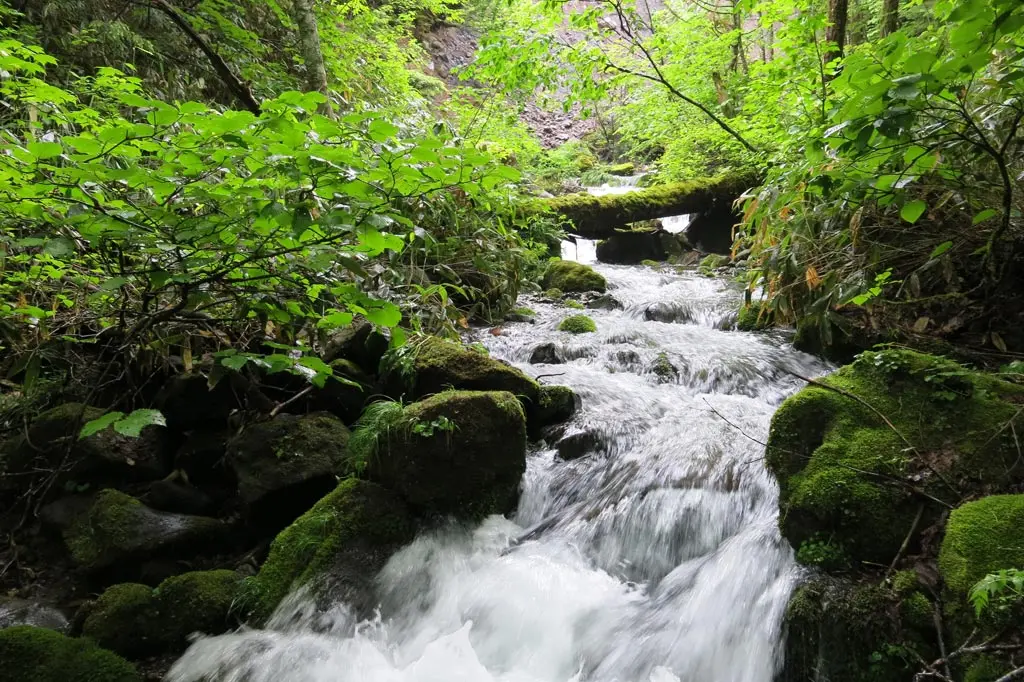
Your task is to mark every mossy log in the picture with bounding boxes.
[524,175,755,239]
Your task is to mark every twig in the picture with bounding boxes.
[934,601,952,682]
[269,385,314,418]
[886,503,925,578]
[702,397,769,448]
[995,666,1024,682]
[534,373,567,381]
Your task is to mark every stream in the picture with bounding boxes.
[168,243,829,682]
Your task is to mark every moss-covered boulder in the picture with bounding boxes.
[240,478,413,622]
[227,412,352,522]
[607,162,635,176]
[62,490,225,572]
[541,261,606,294]
[0,625,140,682]
[0,403,170,500]
[535,385,578,429]
[939,495,1024,596]
[780,576,937,682]
[361,391,528,518]
[382,337,540,408]
[558,315,597,334]
[81,570,243,657]
[767,350,1024,564]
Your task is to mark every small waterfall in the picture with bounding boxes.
[168,262,828,682]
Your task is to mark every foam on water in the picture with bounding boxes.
[168,262,828,682]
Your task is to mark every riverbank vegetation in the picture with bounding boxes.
[1,0,1022,679]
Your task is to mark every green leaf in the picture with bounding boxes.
[112,409,166,437]
[80,412,124,438]
[972,209,998,225]
[929,241,953,258]
[361,301,401,327]
[900,200,927,224]
[221,355,250,371]
[27,141,63,160]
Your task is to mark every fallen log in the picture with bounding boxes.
[525,174,756,240]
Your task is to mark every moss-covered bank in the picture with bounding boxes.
[0,625,140,682]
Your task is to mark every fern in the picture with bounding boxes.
[969,568,1024,617]
[347,400,409,470]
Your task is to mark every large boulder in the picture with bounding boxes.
[240,479,413,622]
[358,391,528,518]
[321,318,389,372]
[226,412,352,522]
[534,385,578,430]
[939,495,1024,596]
[0,601,68,633]
[62,490,225,572]
[541,260,607,294]
[383,337,540,407]
[595,231,668,264]
[80,570,243,657]
[766,350,1024,564]
[0,625,140,682]
[684,205,738,254]
[0,403,169,500]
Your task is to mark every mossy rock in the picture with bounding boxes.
[382,337,540,409]
[0,625,140,682]
[736,302,772,331]
[535,385,578,429]
[543,288,564,299]
[240,478,413,623]
[79,583,155,657]
[558,315,597,334]
[781,576,937,682]
[362,391,528,519]
[939,495,1024,596]
[0,403,170,498]
[226,412,352,522]
[62,490,225,572]
[541,261,607,294]
[607,162,635,176]
[767,349,1024,564]
[698,253,730,274]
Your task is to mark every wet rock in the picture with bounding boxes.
[595,231,668,264]
[535,385,579,429]
[62,489,225,572]
[586,294,624,311]
[644,302,694,324]
[322,318,389,374]
[0,625,141,681]
[226,412,352,523]
[383,337,540,408]
[40,494,94,532]
[242,479,413,623]
[650,353,679,383]
[79,570,243,657]
[145,479,215,516]
[0,403,171,498]
[541,261,606,294]
[556,430,606,461]
[530,342,564,365]
[362,391,528,519]
[615,350,642,365]
[0,601,68,633]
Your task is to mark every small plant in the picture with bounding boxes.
[79,409,166,438]
[969,568,1024,617]
[412,415,456,438]
[797,537,849,571]
[564,300,585,310]
[347,401,409,470]
[558,314,597,334]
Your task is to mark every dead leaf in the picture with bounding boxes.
[912,316,930,333]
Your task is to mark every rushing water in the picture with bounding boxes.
[168,261,828,682]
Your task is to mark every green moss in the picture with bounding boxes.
[80,583,155,657]
[564,299,584,310]
[964,656,1012,682]
[541,261,607,294]
[939,495,1024,596]
[544,288,563,299]
[891,569,920,595]
[767,350,1024,564]
[640,259,662,268]
[900,591,934,630]
[367,390,528,519]
[242,478,413,622]
[81,571,243,656]
[736,302,772,331]
[63,489,222,571]
[388,337,541,405]
[699,253,730,274]
[558,315,597,334]
[607,162,635,176]
[0,625,140,682]
[512,307,537,317]
[796,536,850,571]
[781,577,931,682]
[651,352,678,381]
[535,385,577,427]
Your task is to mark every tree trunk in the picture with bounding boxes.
[291,0,333,116]
[823,0,849,67]
[881,0,899,37]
